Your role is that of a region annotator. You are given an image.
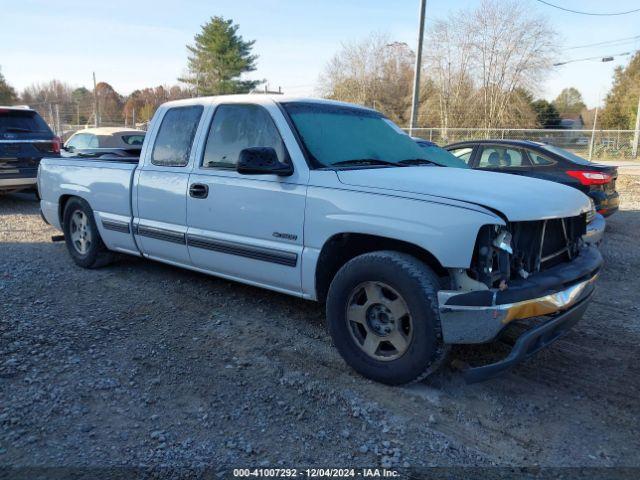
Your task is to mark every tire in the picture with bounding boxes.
[326,251,448,385]
[62,197,113,269]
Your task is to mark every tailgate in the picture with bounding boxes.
[0,139,57,168]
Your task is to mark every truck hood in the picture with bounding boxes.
[337,167,591,221]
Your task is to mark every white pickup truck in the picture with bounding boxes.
[38,95,602,384]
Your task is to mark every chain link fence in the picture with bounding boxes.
[22,100,640,161]
[408,128,639,161]
[27,102,149,141]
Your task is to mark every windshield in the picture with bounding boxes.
[415,142,469,168]
[282,102,435,168]
[540,144,592,165]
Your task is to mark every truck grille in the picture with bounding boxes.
[510,215,586,274]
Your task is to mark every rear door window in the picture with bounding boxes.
[477,146,529,169]
[526,150,556,167]
[151,106,203,167]
[0,109,52,135]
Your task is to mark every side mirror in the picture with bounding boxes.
[237,147,293,176]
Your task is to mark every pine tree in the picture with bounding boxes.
[180,17,260,95]
[532,99,561,128]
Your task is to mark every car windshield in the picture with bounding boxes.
[282,102,435,168]
[540,144,592,165]
[415,142,469,168]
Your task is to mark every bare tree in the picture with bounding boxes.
[320,0,556,130]
[423,11,476,137]
[124,85,191,125]
[21,80,75,106]
[318,34,415,124]
[469,0,557,128]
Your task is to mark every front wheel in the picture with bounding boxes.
[326,251,447,385]
[62,197,113,269]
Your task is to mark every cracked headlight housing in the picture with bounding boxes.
[492,228,513,254]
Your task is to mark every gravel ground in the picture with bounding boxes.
[1,176,640,474]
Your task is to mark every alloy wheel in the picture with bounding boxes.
[69,210,92,255]
[345,281,413,361]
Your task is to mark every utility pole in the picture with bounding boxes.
[632,95,640,159]
[588,103,599,161]
[54,104,60,136]
[48,103,54,130]
[93,72,100,127]
[409,0,427,137]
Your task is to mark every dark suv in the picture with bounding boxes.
[0,107,60,195]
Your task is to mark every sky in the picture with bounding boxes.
[1,0,639,108]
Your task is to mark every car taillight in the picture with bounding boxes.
[566,170,611,186]
[52,136,61,154]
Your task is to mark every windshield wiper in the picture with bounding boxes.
[5,127,32,133]
[330,158,402,168]
[397,158,439,166]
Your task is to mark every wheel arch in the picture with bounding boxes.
[58,194,93,225]
[314,232,447,303]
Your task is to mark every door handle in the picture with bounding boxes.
[189,183,209,199]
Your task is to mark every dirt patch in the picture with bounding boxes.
[1,177,639,471]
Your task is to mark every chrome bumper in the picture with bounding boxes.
[583,213,605,245]
[437,273,598,344]
[0,177,37,187]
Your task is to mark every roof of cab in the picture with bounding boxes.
[160,94,378,112]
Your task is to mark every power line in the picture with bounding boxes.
[553,50,634,66]
[534,0,640,16]
[558,35,640,51]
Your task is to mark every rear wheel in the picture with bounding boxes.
[62,197,113,268]
[326,251,448,385]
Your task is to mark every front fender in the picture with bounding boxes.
[304,185,504,269]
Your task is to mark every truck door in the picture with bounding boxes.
[185,103,306,295]
[134,105,205,265]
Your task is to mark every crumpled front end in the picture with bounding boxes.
[438,246,600,344]
[437,215,603,382]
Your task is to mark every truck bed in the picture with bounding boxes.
[39,157,138,234]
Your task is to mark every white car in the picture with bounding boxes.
[38,95,601,384]
[62,127,145,157]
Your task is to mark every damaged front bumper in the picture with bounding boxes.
[438,245,602,381]
[583,212,605,245]
[461,294,594,383]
